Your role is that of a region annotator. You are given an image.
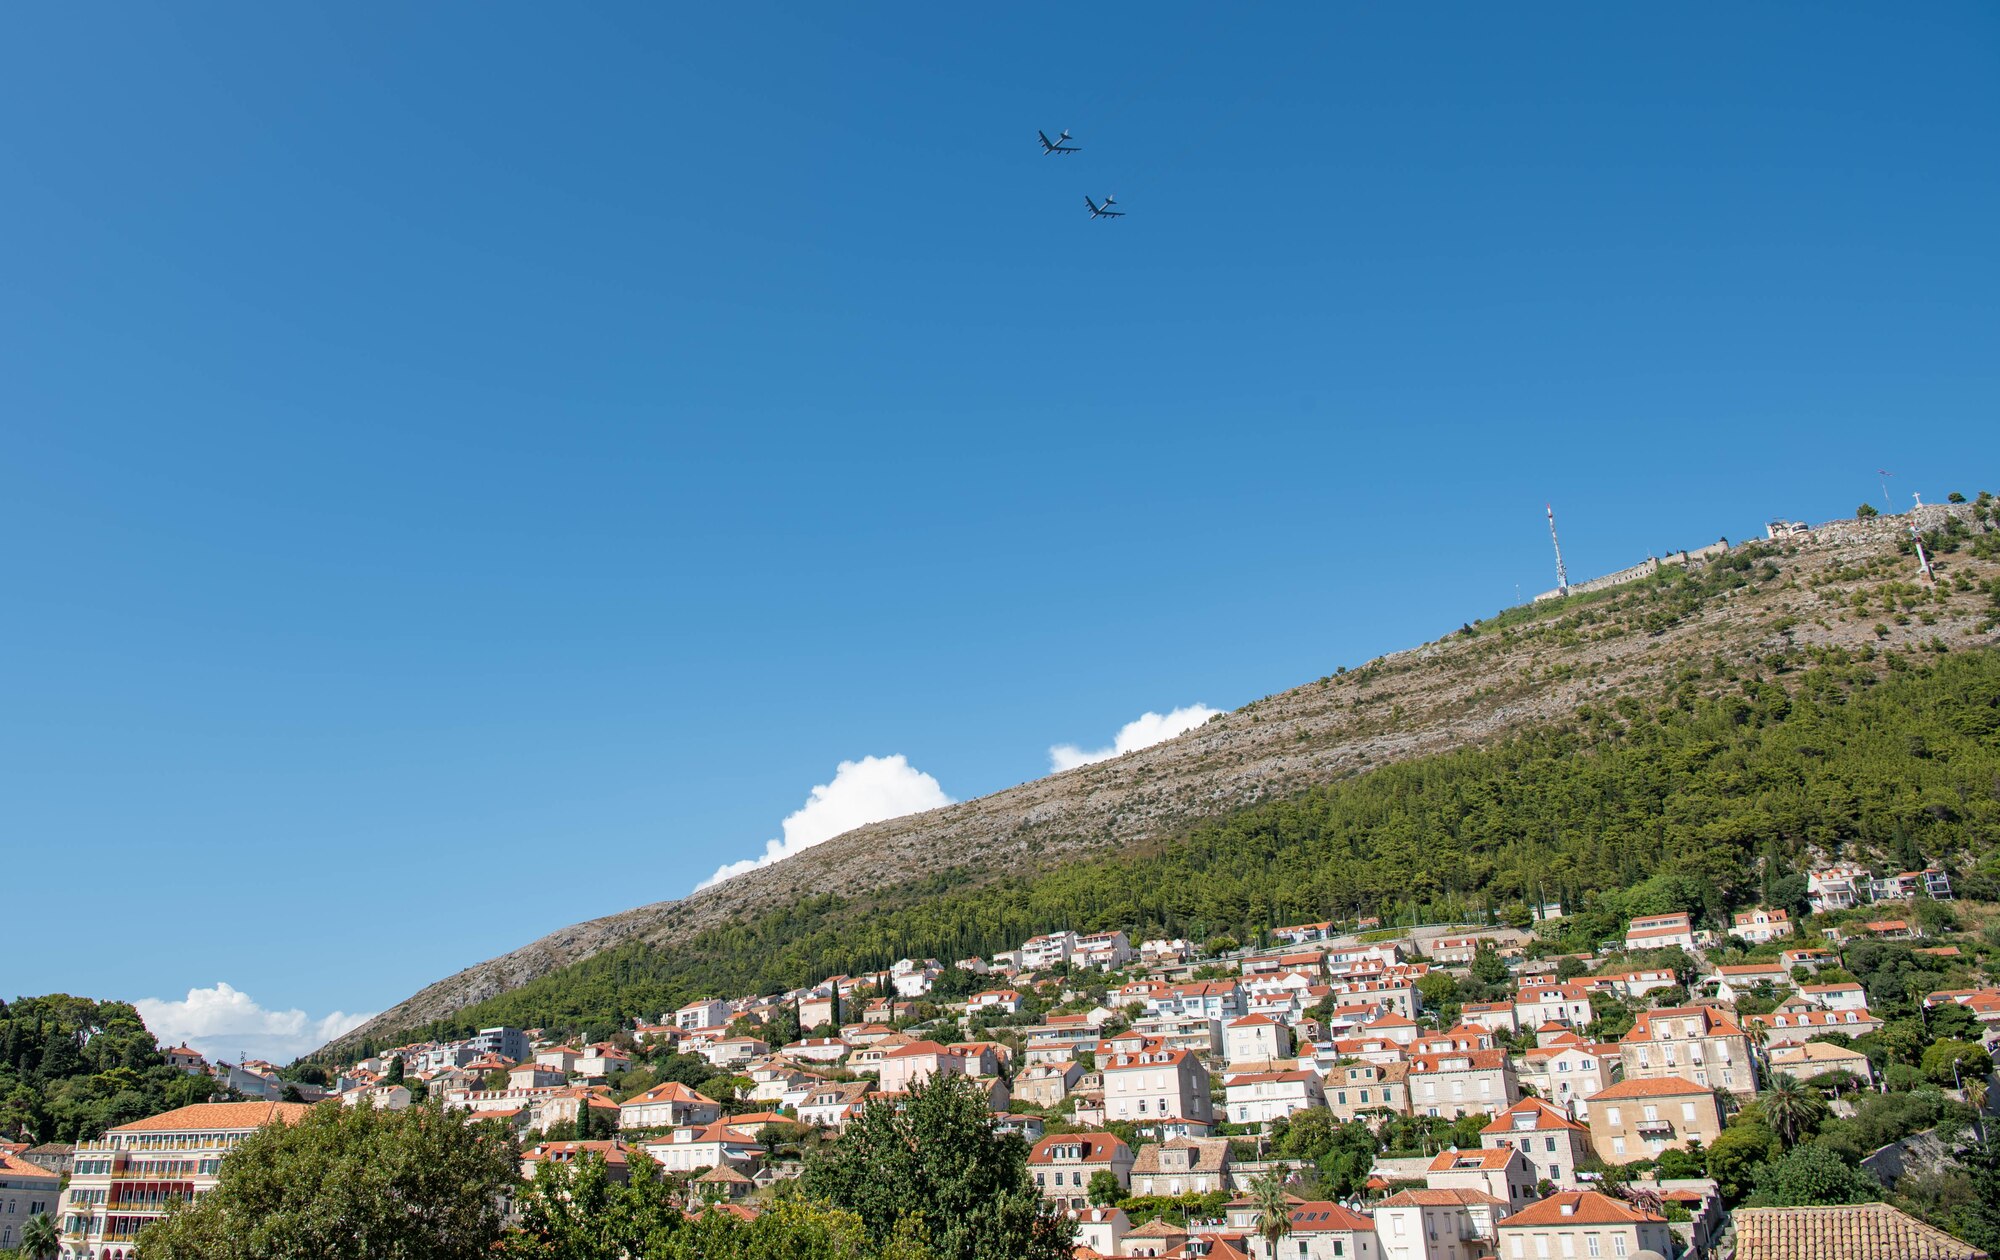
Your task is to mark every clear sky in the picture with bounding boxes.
[5,4,1997,1059]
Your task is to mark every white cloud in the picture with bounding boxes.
[135,983,374,1065]
[697,754,954,890]
[1049,703,1222,772]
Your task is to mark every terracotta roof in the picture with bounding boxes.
[0,1151,60,1180]
[1029,1133,1130,1164]
[883,1040,955,1058]
[1286,1201,1375,1232]
[1127,1218,1192,1239]
[1479,1098,1587,1134]
[523,1140,628,1167]
[1409,1048,1509,1072]
[1429,1147,1520,1172]
[1130,1137,1231,1176]
[1500,1190,1665,1228]
[1377,1187,1507,1207]
[1588,1075,1710,1101]
[696,1164,753,1183]
[1732,1203,1988,1260]
[110,1101,316,1133]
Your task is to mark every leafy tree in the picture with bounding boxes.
[1760,1075,1828,1149]
[1555,956,1588,981]
[386,1055,406,1084]
[1955,1133,2000,1253]
[1928,1001,1981,1044]
[1654,1143,1706,1179]
[1747,1143,1882,1206]
[1922,1040,1993,1089]
[0,994,222,1143]
[139,1101,519,1260]
[1707,1122,1779,1201]
[1087,1168,1126,1206]
[1470,946,1510,987]
[1857,504,1880,519]
[800,1072,1069,1260]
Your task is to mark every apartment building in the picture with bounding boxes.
[1495,1191,1676,1260]
[1129,1137,1232,1197]
[1586,1076,1725,1164]
[1223,1069,1326,1126]
[1479,1098,1593,1189]
[1102,1042,1214,1130]
[1516,1038,1619,1117]
[1028,1133,1133,1210]
[1326,1061,1411,1122]
[0,1151,60,1254]
[1512,983,1594,1029]
[1375,1187,1507,1260]
[1619,1006,1757,1096]
[59,1102,313,1259]
[1622,913,1696,952]
[1426,1147,1538,1213]
[1731,907,1792,944]
[1409,1048,1519,1119]
[618,1082,721,1131]
[1224,1014,1294,1065]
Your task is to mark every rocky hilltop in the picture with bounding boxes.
[325,503,1998,1056]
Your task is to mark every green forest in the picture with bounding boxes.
[356,646,2000,1051]
[0,995,223,1143]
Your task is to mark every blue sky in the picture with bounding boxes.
[5,4,1996,1058]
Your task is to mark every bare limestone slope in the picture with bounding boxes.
[329,505,1999,1054]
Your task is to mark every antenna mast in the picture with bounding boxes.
[1546,504,1570,596]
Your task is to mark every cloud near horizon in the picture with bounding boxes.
[697,754,954,890]
[135,983,374,1064]
[1049,704,1222,772]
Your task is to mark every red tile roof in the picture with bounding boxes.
[110,1101,316,1133]
[1499,1190,1665,1228]
[1588,1075,1711,1100]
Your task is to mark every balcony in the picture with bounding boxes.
[1636,1119,1676,1136]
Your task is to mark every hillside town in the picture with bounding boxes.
[37,862,2000,1260]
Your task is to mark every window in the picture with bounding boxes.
[1586,1235,1601,1257]
[1546,1137,1558,1151]
[1605,1108,1621,1126]
[1611,1137,1626,1156]
[1682,1102,1699,1122]
[1611,1238,1627,1258]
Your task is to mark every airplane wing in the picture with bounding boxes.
[1084,195,1097,212]
[1039,131,1054,149]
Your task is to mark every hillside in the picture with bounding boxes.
[324,499,2000,1056]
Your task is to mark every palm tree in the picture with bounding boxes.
[1250,1165,1294,1259]
[1760,1073,1826,1149]
[21,1211,59,1260]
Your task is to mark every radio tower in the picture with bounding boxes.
[1546,504,1570,597]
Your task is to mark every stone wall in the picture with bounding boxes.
[1534,536,1732,603]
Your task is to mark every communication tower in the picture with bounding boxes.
[1546,504,1570,597]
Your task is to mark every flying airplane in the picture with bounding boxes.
[1084,194,1124,219]
[1038,129,1080,155]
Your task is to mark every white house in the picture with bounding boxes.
[1224,1014,1294,1065]
[1223,1069,1326,1127]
